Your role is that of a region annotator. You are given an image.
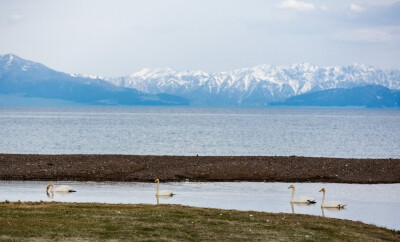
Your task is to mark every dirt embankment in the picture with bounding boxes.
[0,154,399,183]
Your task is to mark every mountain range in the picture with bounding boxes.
[103,63,400,107]
[1,54,400,107]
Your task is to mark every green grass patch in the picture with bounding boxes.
[0,201,398,241]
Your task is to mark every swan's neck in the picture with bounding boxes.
[156,181,160,195]
[321,191,325,207]
[46,184,54,193]
[290,188,295,202]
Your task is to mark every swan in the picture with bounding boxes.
[319,188,346,208]
[46,184,76,193]
[288,185,316,203]
[155,179,174,196]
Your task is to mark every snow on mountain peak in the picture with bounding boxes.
[350,63,375,72]
[0,54,16,68]
[68,73,105,81]
[103,63,400,104]
[7,54,13,64]
[130,67,178,78]
[133,68,152,77]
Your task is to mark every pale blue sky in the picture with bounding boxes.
[0,0,399,76]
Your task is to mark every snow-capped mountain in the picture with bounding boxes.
[104,63,400,106]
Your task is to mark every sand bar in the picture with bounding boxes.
[0,154,399,183]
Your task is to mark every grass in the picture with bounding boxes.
[0,201,399,241]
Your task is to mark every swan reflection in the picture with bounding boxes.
[290,202,315,214]
[46,190,73,200]
[46,191,54,199]
[156,195,172,205]
[321,207,344,217]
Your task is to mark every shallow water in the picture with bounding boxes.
[1,181,399,230]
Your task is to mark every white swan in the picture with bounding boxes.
[46,184,76,193]
[288,185,316,203]
[319,188,346,208]
[155,178,174,196]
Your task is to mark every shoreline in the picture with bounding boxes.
[1,154,399,183]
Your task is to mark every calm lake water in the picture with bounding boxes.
[0,106,399,158]
[1,181,399,230]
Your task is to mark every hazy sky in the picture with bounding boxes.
[1,0,399,76]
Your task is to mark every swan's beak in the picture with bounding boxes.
[319,188,323,192]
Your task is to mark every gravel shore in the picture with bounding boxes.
[0,154,399,183]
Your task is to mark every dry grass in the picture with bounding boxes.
[0,201,399,241]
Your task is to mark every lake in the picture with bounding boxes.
[0,106,399,158]
[1,181,399,230]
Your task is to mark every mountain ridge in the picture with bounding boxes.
[270,85,400,108]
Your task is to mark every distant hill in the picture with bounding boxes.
[0,54,189,106]
[270,85,400,108]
